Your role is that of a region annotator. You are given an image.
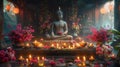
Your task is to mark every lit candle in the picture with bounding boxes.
[57,43,59,48]
[82,62,86,67]
[89,56,94,61]
[77,56,80,60]
[26,58,29,63]
[40,38,43,41]
[76,43,80,47]
[89,43,93,47]
[38,43,43,47]
[26,43,30,47]
[73,45,75,48]
[111,54,116,59]
[42,56,45,60]
[33,40,37,44]
[29,54,32,60]
[37,56,40,60]
[83,56,86,61]
[68,45,71,49]
[51,44,54,47]
[63,43,66,46]
[19,56,24,61]
[78,63,82,66]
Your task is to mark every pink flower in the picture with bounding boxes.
[49,60,56,66]
[8,24,34,43]
[0,50,6,58]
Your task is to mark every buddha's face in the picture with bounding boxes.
[57,13,63,20]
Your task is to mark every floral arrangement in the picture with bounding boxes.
[8,24,34,44]
[87,27,111,43]
[72,22,81,35]
[96,44,114,59]
[0,47,16,63]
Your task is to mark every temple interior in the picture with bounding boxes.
[0,0,120,67]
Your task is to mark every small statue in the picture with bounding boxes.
[47,7,72,40]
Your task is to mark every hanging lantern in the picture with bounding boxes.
[13,7,19,14]
[100,8,106,14]
[6,4,11,11]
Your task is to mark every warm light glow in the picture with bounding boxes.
[83,56,86,61]
[6,4,11,11]
[19,56,24,60]
[57,43,59,48]
[77,56,80,60]
[89,56,94,61]
[63,43,66,46]
[37,56,40,60]
[29,54,32,60]
[38,43,43,47]
[89,43,93,47]
[76,43,80,47]
[100,8,107,14]
[51,44,54,47]
[42,56,45,60]
[40,38,43,41]
[26,58,29,63]
[78,63,82,66]
[13,7,19,14]
[38,63,44,66]
[26,43,30,47]
[82,62,86,66]
[33,40,38,44]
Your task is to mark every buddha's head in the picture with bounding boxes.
[57,7,63,20]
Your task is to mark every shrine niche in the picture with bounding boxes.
[1,0,120,67]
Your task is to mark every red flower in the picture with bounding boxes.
[0,50,6,58]
[87,27,109,43]
[8,24,34,44]
[49,60,56,66]
[2,57,9,62]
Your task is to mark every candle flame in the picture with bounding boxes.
[29,54,32,59]
[89,56,94,60]
[42,56,45,60]
[83,56,86,61]
[37,56,40,60]
[26,43,30,47]
[26,58,29,62]
[77,56,80,59]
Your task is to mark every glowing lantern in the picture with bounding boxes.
[13,7,19,14]
[6,4,11,11]
[100,8,106,14]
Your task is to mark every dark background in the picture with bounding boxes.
[3,0,117,39]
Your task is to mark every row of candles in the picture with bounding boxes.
[24,40,94,49]
[18,54,95,67]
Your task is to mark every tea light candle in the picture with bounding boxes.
[77,56,80,60]
[82,62,86,67]
[42,56,45,60]
[51,44,54,47]
[83,56,86,61]
[37,56,40,60]
[19,56,24,61]
[89,56,94,61]
[111,54,116,59]
[89,43,93,47]
[26,58,29,63]
[26,43,30,47]
[29,54,32,60]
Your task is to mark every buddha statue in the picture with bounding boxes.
[47,7,73,40]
